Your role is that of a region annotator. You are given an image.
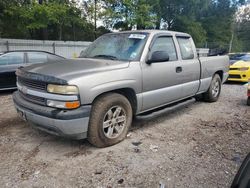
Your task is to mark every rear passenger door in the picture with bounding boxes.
[0,52,25,89]
[176,36,200,98]
[142,35,183,111]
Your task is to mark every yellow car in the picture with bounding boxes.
[228,53,250,82]
[248,82,250,106]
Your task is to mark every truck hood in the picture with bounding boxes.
[23,58,130,81]
[231,60,250,67]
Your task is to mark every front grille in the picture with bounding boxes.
[228,74,241,79]
[229,68,238,71]
[19,91,46,106]
[18,77,47,91]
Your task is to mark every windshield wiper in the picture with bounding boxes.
[92,54,118,60]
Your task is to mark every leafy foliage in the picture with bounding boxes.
[172,16,207,46]
[102,0,156,30]
[234,3,250,51]
[0,0,248,51]
[0,0,100,41]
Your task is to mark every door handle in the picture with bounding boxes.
[176,66,182,73]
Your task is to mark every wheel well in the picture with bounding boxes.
[93,88,137,115]
[214,70,223,81]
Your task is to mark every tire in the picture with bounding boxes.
[203,74,222,102]
[88,93,132,148]
[247,97,250,106]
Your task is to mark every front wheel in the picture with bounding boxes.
[203,74,222,102]
[88,93,132,148]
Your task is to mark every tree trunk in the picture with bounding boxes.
[29,29,33,39]
[59,25,62,40]
[155,17,161,29]
[155,11,161,29]
[73,22,76,41]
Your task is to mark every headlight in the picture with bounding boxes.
[239,67,249,71]
[47,84,79,95]
[47,100,80,109]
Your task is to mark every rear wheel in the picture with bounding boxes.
[203,74,222,102]
[247,97,250,106]
[88,93,132,147]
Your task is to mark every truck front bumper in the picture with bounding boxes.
[13,91,91,139]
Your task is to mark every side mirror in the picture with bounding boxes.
[147,51,169,64]
[231,153,250,188]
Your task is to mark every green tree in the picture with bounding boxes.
[102,0,156,30]
[0,0,30,38]
[0,0,104,41]
[234,3,250,51]
[201,0,238,50]
[0,0,247,48]
[173,16,207,46]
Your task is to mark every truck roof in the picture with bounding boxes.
[107,30,191,37]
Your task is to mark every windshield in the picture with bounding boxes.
[229,54,250,61]
[80,33,148,61]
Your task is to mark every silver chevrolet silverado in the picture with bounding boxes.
[13,30,229,147]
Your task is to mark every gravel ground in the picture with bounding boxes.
[0,83,249,188]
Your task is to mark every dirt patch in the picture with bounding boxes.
[64,145,93,158]
[0,84,249,188]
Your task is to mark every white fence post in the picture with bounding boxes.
[52,42,56,54]
[5,41,9,51]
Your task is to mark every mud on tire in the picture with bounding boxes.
[203,74,222,102]
[88,93,132,148]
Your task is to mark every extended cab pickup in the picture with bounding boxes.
[13,30,229,147]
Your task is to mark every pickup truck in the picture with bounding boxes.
[13,30,229,147]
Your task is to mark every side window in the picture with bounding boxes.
[151,36,177,61]
[177,37,194,60]
[0,55,7,66]
[0,52,24,65]
[28,52,48,64]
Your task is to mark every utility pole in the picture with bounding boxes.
[94,0,97,39]
[229,32,234,53]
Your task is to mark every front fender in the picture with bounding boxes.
[85,79,139,103]
[68,62,142,108]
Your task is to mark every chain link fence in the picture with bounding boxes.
[0,38,92,58]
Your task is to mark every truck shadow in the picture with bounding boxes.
[131,99,197,131]
[0,89,16,96]
[224,81,248,86]
[43,99,197,151]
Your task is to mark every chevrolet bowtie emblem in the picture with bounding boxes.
[20,86,28,94]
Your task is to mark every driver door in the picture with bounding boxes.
[141,35,183,111]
